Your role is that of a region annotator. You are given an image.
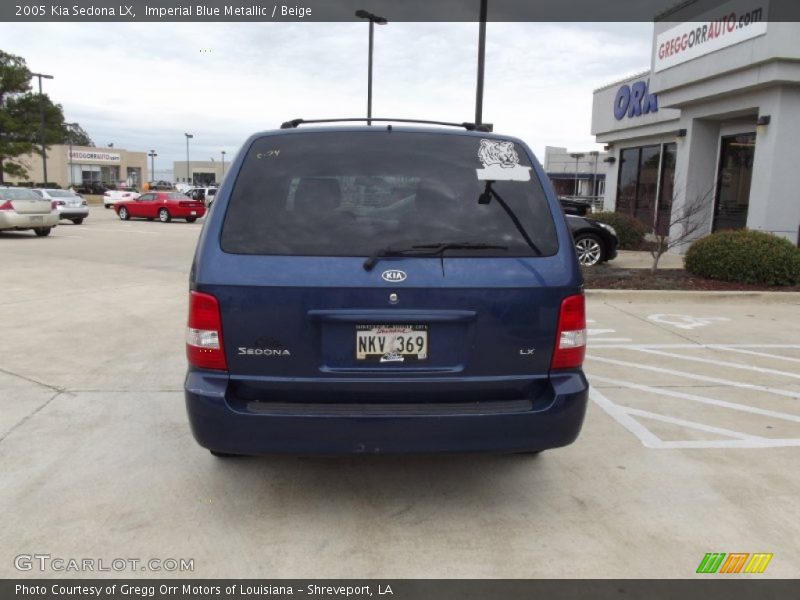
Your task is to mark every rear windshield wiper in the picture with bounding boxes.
[479,181,542,257]
[363,242,508,271]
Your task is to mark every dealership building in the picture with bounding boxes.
[592,1,800,246]
[6,145,148,190]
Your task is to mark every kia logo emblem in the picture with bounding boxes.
[381,269,407,282]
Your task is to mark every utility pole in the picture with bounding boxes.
[355,9,388,125]
[221,150,226,178]
[475,0,488,126]
[30,72,54,185]
[64,122,77,187]
[148,150,157,184]
[184,133,193,184]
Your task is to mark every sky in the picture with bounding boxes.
[0,22,653,174]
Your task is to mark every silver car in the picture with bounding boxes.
[0,187,59,236]
[33,188,90,224]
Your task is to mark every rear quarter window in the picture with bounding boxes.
[221,131,558,257]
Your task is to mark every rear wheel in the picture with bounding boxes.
[575,233,605,267]
[186,216,197,223]
[71,218,84,225]
[158,208,171,223]
[118,206,129,220]
[104,204,111,209]
[33,227,52,237]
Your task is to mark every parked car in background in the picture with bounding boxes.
[75,182,108,195]
[566,214,618,266]
[0,186,59,236]
[185,186,218,208]
[559,197,593,216]
[33,188,89,224]
[115,191,206,223]
[103,187,140,208]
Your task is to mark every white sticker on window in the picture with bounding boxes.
[476,139,531,181]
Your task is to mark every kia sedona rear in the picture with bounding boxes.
[184,121,588,456]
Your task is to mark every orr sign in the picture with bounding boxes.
[68,150,121,163]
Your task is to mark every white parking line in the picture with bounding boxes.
[586,355,800,400]
[590,375,800,423]
[588,387,662,448]
[706,345,800,364]
[630,347,800,381]
[622,407,767,441]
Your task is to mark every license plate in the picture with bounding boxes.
[355,324,428,363]
[190,210,197,215]
[30,216,43,223]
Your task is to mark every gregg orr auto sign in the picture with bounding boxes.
[68,150,121,163]
[654,0,768,72]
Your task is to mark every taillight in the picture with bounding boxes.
[550,293,587,370]
[0,200,13,211]
[186,291,227,370]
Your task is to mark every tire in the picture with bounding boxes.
[33,227,52,237]
[118,206,129,220]
[158,208,171,223]
[71,218,84,225]
[186,216,197,223]
[104,204,111,209]
[574,233,605,267]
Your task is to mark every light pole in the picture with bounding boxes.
[475,0,488,126]
[221,150,226,179]
[64,122,77,187]
[569,152,585,198]
[184,133,193,184]
[30,72,54,185]
[355,9,388,125]
[148,150,157,184]
[589,150,599,201]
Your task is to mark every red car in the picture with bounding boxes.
[115,191,206,223]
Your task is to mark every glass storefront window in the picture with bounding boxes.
[616,142,677,233]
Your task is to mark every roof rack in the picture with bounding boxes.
[280,118,493,132]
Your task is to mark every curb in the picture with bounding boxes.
[586,289,800,303]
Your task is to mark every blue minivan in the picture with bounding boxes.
[184,120,588,456]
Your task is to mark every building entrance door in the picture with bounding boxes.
[713,133,755,231]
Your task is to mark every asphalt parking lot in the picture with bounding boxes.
[1,208,798,579]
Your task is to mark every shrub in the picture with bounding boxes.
[590,211,646,250]
[684,230,800,286]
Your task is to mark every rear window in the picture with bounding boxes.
[0,188,42,201]
[46,189,74,198]
[221,131,558,257]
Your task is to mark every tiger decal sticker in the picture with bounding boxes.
[476,139,531,181]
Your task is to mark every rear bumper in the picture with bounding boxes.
[184,371,588,455]
[0,212,59,230]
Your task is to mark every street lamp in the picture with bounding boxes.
[64,122,78,188]
[148,150,157,184]
[589,150,600,201]
[30,72,54,186]
[569,152,585,198]
[355,9,388,125]
[221,150,226,178]
[184,133,193,184]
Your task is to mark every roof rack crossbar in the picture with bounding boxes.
[280,118,493,132]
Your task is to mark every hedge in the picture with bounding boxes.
[684,230,800,286]
[590,211,646,250]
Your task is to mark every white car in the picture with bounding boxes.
[103,187,140,208]
[0,186,59,236]
[185,186,218,208]
[33,188,90,224]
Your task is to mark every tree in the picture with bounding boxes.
[647,189,712,273]
[0,49,66,184]
[62,122,93,147]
